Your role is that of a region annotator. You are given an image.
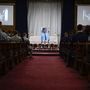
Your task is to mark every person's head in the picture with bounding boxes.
[23,33,28,37]
[64,32,68,37]
[42,27,47,33]
[13,31,18,36]
[68,32,73,37]
[77,24,83,31]
[84,25,90,35]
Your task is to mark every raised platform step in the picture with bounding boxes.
[32,48,60,56]
[32,52,60,56]
[32,48,59,52]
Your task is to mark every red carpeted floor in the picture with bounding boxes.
[0,56,88,90]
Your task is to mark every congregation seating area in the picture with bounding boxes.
[0,42,31,76]
[60,41,90,87]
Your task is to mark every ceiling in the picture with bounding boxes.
[76,0,90,4]
[0,0,16,3]
[0,0,90,4]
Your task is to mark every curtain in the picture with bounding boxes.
[27,1,61,45]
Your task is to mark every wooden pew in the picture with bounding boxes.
[0,42,30,77]
[73,42,90,76]
[85,42,90,88]
[0,42,12,75]
[60,40,90,87]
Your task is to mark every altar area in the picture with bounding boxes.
[29,35,59,50]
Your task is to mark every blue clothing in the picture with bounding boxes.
[41,32,49,43]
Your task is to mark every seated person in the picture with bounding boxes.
[61,32,69,42]
[84,25,90,41]
[72,24,88,42]
[0,21,11,42]
[22,33,29,43]
[41,27,49,44]
[10,31,22,42]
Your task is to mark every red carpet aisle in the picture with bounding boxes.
[0,56,88,90]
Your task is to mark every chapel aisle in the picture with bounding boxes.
[0,56,88,90]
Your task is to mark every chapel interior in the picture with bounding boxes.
[0,0,90,90]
